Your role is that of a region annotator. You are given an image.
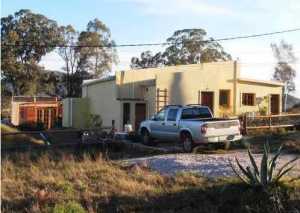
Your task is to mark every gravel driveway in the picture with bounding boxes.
[121,152,300,178]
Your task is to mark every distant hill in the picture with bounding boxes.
[286,94,300,112]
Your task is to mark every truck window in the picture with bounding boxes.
[167,108,178,121]
[181,107,212,119]
[156,109,166,121]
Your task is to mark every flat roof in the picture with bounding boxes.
[82,75,116,86]
[237,78,284,87]
[12,96,59,102]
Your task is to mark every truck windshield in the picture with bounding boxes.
[181,107,212,119]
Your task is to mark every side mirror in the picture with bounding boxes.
[151,115,157,121]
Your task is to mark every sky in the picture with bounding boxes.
[2,0,300,97]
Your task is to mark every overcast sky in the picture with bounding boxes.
[2,0,300,97]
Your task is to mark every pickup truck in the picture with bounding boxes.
[139,105,242,152]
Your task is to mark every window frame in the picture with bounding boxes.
[155,109,166,121]
[242,93,256,106]
[219,89,230,108]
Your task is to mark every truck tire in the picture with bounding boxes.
[224,141,231,150]
[181,132,193,153]
[141,129,153,146]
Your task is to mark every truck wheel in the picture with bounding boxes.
[181,132,193,153]
[224,141,231,150]
[141,129,152,146]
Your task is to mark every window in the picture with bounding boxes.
[167,109,178,121]
[181,107,212,119]
[219,90,230,107]
[242,93,255,106]
[156,109,166,121]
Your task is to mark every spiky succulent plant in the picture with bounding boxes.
[230,142,298,188]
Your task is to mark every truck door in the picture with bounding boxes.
[150,108,168,140]
[164,108,180,141]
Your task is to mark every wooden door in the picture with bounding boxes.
[270,94,280,115]
[135,103,146,130]
[201,92,214,113]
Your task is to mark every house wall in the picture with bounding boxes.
[116,61,239,117]
[79,61,283,131]
[62,98,89,128]
[144,85,157,118]
[236,82,282,115]
[11,102,20,126]
[82,80,122,130]
[155,61,238,117]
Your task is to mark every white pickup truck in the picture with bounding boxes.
[139,105,242,152]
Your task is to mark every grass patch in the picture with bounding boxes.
[2,152,300,213]
[1,124,45,148]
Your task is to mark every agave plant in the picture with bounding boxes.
[230,142,299,188]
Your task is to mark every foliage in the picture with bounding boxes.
[259,106,268,116]
[131,50,165,69]
[2,152,300,213]
[219,106,233,118]
[87,114,103,129]
[231,141,299,189]
[58,19,117,97]
[256,96,269,115]
[1,9,62,95]
[53,201,86,213]
[273,62,296,92]
[131,28,231,69]
[271,40,297,112]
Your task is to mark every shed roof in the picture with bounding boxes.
[82,75,116,86]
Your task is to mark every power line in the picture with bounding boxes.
[2,27,300,48]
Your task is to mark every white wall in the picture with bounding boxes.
[83,80,122,130]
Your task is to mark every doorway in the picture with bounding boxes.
[201,91,214,113]
[135,103,146,130]
[123,103,130,128]
[270,94,280,115]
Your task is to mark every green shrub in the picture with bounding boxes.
[230,141,299,189]
[53,201,86,213]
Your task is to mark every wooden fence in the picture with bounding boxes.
[240,113,300,134]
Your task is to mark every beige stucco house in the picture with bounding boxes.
[63,61,284,130]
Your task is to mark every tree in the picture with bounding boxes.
[130,51,165,69]
[130,28,231,69]
[79,19,118,77]
[58,25,81,97]
[1,9,62,95]
[58,19,117,97]
[271,40,297,111]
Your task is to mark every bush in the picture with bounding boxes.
[53,201,86,213]
[18,122,45,131]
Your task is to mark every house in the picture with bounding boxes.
[11,96,62,129]
[62,61,284,130]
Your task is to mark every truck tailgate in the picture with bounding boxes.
[204,120,240,137]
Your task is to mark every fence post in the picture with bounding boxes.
[243,114,247,135]
[268,116,272,130]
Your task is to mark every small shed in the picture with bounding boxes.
[11,96,62,129]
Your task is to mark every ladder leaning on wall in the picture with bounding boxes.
[156,88,168,112]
